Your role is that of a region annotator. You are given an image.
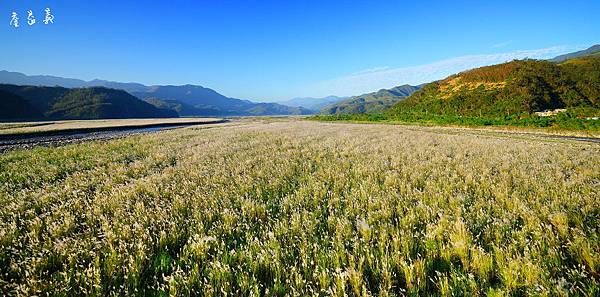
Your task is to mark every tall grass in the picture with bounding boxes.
[1,121,599,296]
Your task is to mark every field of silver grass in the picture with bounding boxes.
[0,120,598,296]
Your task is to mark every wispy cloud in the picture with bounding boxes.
[352,66,391,75]
[309,45,582,97]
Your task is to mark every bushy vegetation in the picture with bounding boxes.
[1,120,598,295]
[389,56,600,118]
[312,109,600,132]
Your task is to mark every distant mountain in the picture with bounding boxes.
[144,98,221,116]
[0,71,87,88]
[320,85,420,115]
[137,85,311,116]
[243,103,312,116]
[549,44,600,62]
[279,96,347,111]
[134,85,247,108]
[0,84,176,121]
[0,71,309,116]
[86,79,151,93]
[143,95,311,116]
[387,55,600,117]
[0,70,152,92]
[133,85,252,115]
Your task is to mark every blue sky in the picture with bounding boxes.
[1,1,599,101]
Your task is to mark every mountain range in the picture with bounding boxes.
[279,96,348,111]
[0,71,151,92]
[131,85,311,116]
[0,71,311,117]
[320,85,421,115]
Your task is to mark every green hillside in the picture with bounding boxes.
[387,56,600,118]
[321,85,419,114]
[0,90,42,120]
[314,55,600,131]
[0,85,177,121]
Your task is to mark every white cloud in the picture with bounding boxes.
[309,45,583,97]
[351,66,391,75]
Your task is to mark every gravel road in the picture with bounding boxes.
[0,121,227,153]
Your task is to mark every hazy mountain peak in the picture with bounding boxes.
[549,44,600,62]
[279,95,348,110]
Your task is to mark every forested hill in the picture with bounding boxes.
[0,90,43,120]
[387,55,600,118]
[321,85,420,115]
[0,85,177,121]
